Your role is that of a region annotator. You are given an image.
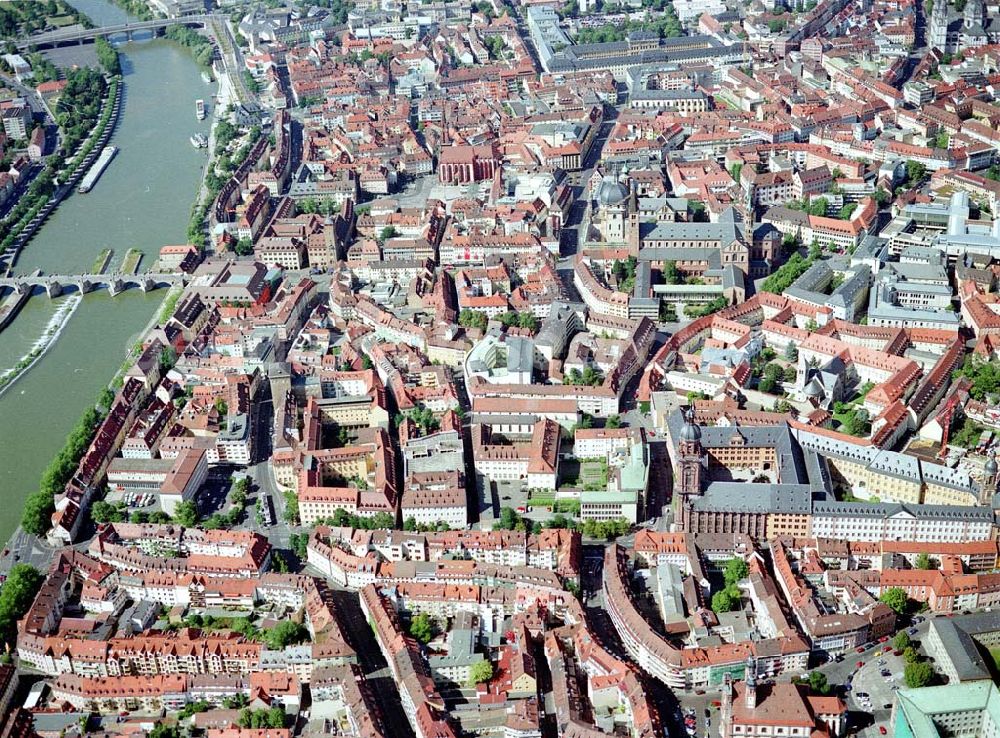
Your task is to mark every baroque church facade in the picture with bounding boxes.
[929,0,1000,55]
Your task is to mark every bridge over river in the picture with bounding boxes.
[17,15,217,51]
[0,271,185,298]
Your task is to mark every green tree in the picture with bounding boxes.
[843,407,871,437]
[892,631,911,651]
[237,706,285,729]
[808,671,831,695]
[605,414,622,429]
[378,226,399,244]
[23,404,104,535]
[283,490,299,524]
[496,507,522,531]
[458,309,488,331]
[903,646,920,665]
[711,583,741,613]
[880,587,908,614]
[409,612,433,643]
[21,491,55,537]
[173,500,199,527]
[97,386,115,410]
[223,694,250,709]
[263,620,309,649]
[0,564,43,645]
[838,203,858,220]
[289,533,308,559]
[499,311,540,333]
[684,296,729,318]
[91,501,125,524]
[664,260,682,285]
[806,197,828,216]
[159,345,177,371]
[723,558,749,586]
[953,355,1000,402]
[234,237,254,256]
[761,253,814,294]
[94,37,121,75]
[904,660,934,688]
[915,552,932,570]
[148,725,182,738]
[469,659,494,686]
[906,160,927,187]
[484,35,504,58]
[399,406,440,434]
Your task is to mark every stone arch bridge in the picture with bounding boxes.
[0,272,185,299]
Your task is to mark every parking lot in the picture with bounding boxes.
[847,625,924,737]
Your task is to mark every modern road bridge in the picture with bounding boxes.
[17,15,217,51]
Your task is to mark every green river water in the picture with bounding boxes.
[0,0,212,542]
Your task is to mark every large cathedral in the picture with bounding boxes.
[929,0,1000,55]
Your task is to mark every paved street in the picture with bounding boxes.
[0,528,55,579]
[557,112,617,262]
[329,588,416,738]
[804,617,933,736]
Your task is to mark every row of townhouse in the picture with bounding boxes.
[359,585,459,738]
[771,538,896,654]
[50,670,302,715]
[602,544,810,692]
[321,525,581,578]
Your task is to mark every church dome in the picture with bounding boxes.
[680,413,701,442]
[596,177,627,207]
[986,455,998,478]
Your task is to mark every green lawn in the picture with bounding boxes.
[832,411,853,428]
[48,14,77,27]
[527,494,556,508]
[580,459,609,490]
[989,648,1000,675]
[553,499,580,515]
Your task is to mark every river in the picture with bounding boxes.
[0,0,212,542]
